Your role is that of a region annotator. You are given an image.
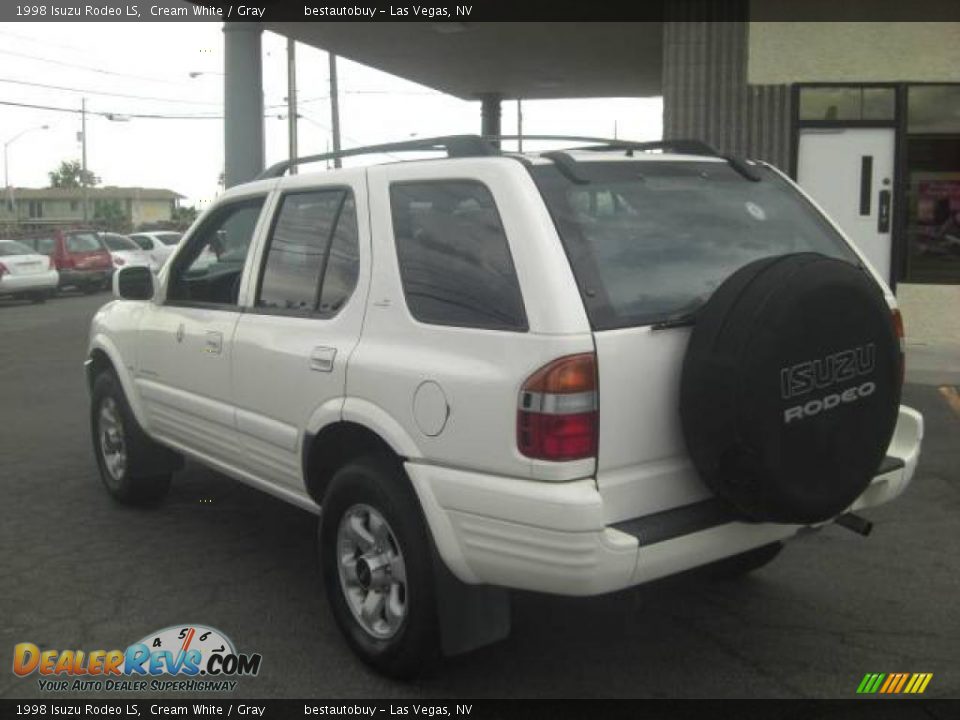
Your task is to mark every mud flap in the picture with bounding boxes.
[430,543,511,656]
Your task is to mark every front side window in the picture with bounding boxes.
[389,180,526,331]
[167,198,265,307]
[257,189,359,313]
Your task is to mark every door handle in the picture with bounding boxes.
[203,331,223,355]
[310,346,336,373]
[878,189,891,233]
[859,156,873,216]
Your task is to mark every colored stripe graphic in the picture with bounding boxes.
[857,673,932,694]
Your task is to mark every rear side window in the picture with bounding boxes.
[130,235,153,250]
[389,180,526,331]
[33,237,55,254]
[257,189,359,314]
[102,234,138,251]
[65,233,102,253]
[532,162,859,330]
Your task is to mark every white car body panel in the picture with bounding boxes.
[0,244,58,295]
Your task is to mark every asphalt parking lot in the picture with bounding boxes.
[1,292,958,699]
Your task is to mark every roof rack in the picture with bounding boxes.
[488,135,719,157]
[256,135,497,179]
[256,134,722,180]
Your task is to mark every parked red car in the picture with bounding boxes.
[23,229,113,293]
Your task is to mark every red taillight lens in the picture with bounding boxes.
[0,261,8,278]
[113,256,125,266]
[892,308,905,387]
[517,353,598,461]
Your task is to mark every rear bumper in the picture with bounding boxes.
[0,270,59,295]
[409,405,923,596]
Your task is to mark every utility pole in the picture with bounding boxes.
[328,53,342,168]
[517,99,523,153]
[81,97,89,222]
[286,38,298,174]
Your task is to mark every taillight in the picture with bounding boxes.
[0,261,8,278]
[114,256,125,266]
[892,308,905,388]
[517,353,598,461]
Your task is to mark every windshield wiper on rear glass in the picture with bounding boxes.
[649,296,709,330]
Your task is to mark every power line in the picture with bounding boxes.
[0,98,222,120]
[0,48,189,87]
[0,77,221,106]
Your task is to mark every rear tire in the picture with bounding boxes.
[319,455,439,679]
[91,371,172,506]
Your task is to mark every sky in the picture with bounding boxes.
[0,22,663,208]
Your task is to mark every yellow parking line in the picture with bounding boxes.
[939,386,960,418]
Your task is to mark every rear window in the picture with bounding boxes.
[130,235,152,250]
[101,234,138,251]
[65,233,102,253]
[531,161,859,330]
[389,180,526,331]
[0,240,34,256]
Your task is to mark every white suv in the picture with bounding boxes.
[86,136,923,678]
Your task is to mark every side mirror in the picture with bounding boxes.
[114,265,155,301]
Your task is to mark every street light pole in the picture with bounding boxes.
[3,124,50,188]
[81,97,89,222]
[328,53,342,169]
[287,38,298,175]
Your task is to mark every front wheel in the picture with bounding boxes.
[319,456,439,679]
[91,372,172,506]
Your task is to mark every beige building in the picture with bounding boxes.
[0,186,183,228]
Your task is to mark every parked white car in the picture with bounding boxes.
[99,232,156,272]
[0,239,58,302]
[86,136,924,679]
[128,231,181,269]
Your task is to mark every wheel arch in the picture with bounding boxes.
[302,420,408,507]
[86,336,149,429]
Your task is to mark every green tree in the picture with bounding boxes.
[172,204,199,227]
[48,160,97,189]
[93,199,129,232]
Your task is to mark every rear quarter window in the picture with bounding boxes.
[389,180,527,331]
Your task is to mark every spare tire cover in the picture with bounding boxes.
[679,253,901,524]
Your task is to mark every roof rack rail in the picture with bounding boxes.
[487,135,719,156]
[256,134,498,179]
[255,134,721,180]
